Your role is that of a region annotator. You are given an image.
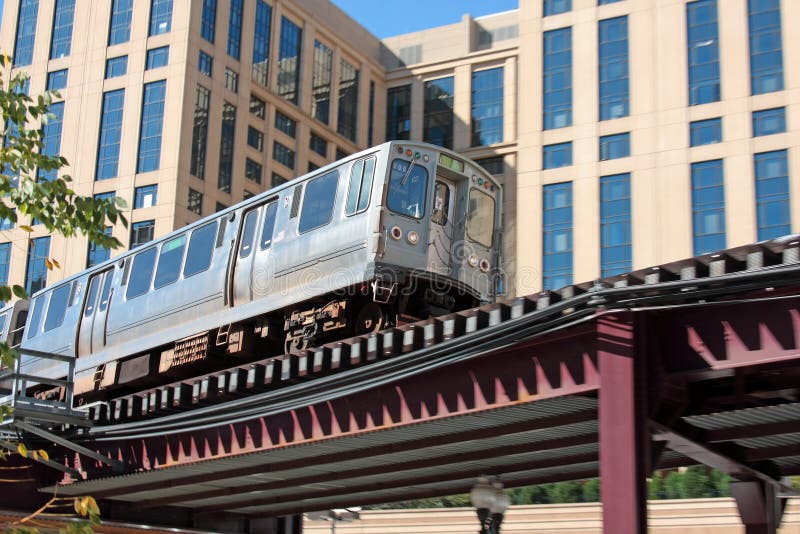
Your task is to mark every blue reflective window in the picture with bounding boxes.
[94,191,115,201]
[755,150,790,240]
[752,107,786,137]
[154,234,186,289]
[87,227,112,267]
[49,0,75,59]
[311,40,332,124]
[273,141,295,170]
[600,173,631,277]
[13,0,39,67]
[0,244,10,293]
[310,132,327,157]
[386,85,411,141]
[201,0,217,43]
[599,0,623,4]
[25,236,50,295]
[134,184,157,209]
[687,0,720,106]
[227,0,243,60]
[198,50,213,76]
[599,132,630,161]
[252,1,273,86]
[0,213,14,231]
[472,67,504,146]
[38,101,64,182]
[275,111,296,138]
[690,117,721,146]
[126,246,156,298]
[337,60,359,142]
[149,0,172,36]
[108,0,132,45]
[247,126,263,152]
[599,16,628,120]
[748,0,783,95]
[543,28,572,130]
[691,159,726,254]
[105,56,127,79]
[423,77,454,148]
[146,46,169,70]
[544,0,571,16]
[137,80,167,173]
[543,142,572,170]
[96,85,126,184]
[130,220,155,248]
[47,69,68,91]
[184,221,217,277]
[218,102,236,193]
[277,17,302,105]
[543,182,572,290]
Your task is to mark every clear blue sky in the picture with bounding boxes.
[0,0,520,42]
[332,0,519,38]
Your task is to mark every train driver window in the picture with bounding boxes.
[260,202,278,249]
[184,221,217,277]
[387,159,428,219]
[126,247,157,299]
[44,283,72,332]
[154,235,187,288]
[299,170,338,233]
[345,156,376,215]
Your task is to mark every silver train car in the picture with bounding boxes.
[17,141,503,400]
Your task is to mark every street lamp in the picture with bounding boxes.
[470,476,510,534]
[306,508,360,534]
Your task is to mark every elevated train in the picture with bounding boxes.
[6,142,503,402]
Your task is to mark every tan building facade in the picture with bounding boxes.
[0,0,798,298]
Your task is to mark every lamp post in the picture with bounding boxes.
[470,476,510,534]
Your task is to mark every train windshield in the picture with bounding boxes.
[467,188,495,248]
[387,158,428,219]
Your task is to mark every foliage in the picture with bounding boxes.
[367,469,737,510]
[0,51,127,532]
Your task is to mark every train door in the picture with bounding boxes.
[77,269,114,356]
[427,178,455,275]
[232,201,278,306]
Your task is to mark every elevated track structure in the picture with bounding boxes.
[4,236,800,533]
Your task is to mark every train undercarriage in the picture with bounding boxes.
[62,274,479,404]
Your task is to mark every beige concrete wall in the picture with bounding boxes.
[303,499,800,533]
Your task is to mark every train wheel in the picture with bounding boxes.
[354,302,386,335]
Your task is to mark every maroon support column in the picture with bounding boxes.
[730,481,785,534]
[598,312,648,533]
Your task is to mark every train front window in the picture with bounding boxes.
[467,188,495,248]
[387,158,428,219]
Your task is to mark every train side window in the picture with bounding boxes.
[126,248,157,299]
[239,211,258,258]
[260,202,278,250]
[0,313,7,336]
[154,235,187,288]
[184,221,217,277]
[345,157,376,215]
[98,272,114,311]
[27,297,45,339]
[83,276,101,317]
[299,170,338,233]
[44,283,72,332]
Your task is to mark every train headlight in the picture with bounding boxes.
[479,258,491,273]
[468,254,479,268]
[390,226,403,240]
[407,231,419,245]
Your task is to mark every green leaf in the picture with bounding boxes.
[17,443,27,458]
[11,285,26,299]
